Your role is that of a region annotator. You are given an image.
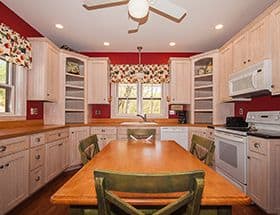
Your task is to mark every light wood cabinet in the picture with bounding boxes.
[232,16,271,73]
[91,127,117,149]
[219,44,233,102]
[271,5,280,95]
[169,58,191,104]
[28,38,59,102]
[247,136,280,214]
[68,127,89,167]
[0,150,29,214]
[88,58,110,104]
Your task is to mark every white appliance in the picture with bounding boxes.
[229,59,272,97]
[160,127,188,150]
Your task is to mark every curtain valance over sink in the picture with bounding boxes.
[110,64,170,84]
[0,23,32,69]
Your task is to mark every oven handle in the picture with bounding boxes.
[215,132,245,142]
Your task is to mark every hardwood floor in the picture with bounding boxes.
[7,170,267,215]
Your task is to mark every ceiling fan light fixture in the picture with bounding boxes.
[128,0,149,19]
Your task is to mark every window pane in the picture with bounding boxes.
[118,99,137,114]
[0,88,6,112]
[143,99,161,114]
[142,84,161,98]
[0,59,8,84]
[118,84,137,98]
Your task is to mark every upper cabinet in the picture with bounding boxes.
[28,38,59,102]
[232,16,271,73]
[271,5,280,95]
[169,58,191,104]
[87,58,110,104]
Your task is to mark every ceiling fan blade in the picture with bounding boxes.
[128,17,139,32]
[83,0,128,9]
[149,0,186,21]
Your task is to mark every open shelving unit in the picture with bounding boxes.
[193,57,214,124]
[65,57,85,124]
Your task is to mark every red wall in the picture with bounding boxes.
[235,94,280,119]
[26,101,44,120]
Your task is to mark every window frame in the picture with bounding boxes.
[111,83,168,119]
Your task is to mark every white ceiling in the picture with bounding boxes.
[2,0,276,52]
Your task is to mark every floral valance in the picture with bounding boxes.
[0,23,32,69]
[110,64,170,84]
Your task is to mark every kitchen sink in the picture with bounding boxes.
[120,121,158,126]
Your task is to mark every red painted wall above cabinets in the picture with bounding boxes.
[235,95,280,119]
[26,101,44,120]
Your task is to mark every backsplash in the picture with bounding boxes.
[92,104,111,118]
[235,94,280,119]
[26,101,44,120]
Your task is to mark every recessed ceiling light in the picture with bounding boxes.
[169,42,176,47]
[104,42,110,46]
[55,24,64,29]
[215,24,224,30]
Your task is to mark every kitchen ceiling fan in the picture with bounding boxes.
[83,0,187,32]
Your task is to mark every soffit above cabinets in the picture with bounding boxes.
[2,0,276,52]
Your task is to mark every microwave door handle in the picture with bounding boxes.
[215,132,244,142]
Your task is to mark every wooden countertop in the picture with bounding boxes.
[51,140,250,206]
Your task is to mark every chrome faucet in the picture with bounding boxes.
[136,114,147,122]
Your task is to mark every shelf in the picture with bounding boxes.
[194,73,213,79]
[194,109,213,112]
[66,72,84,79]
[65,109,85,112]
[194,84,213,90]
[65,96,84,100]
[194,97,213,101]
[65,84,84,90]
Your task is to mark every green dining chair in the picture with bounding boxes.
[94,169,205,215]
[127,129,156,142]
[79,134,100,165]
[190,134,215,166]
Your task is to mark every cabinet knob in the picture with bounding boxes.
[35,176,41,182]
[5,163,9,167]
[35,155,41,160]
[248,59,251,63]
[58,143,63,146]
[254,143,260,149]
[35,138,41,142]
[0,165,4,169]
[47,93,50,96]
[243,61,246,64]
[271,85,275,88]
[58,133,61,137]
[0,146,7,152]
[247,156,251,159]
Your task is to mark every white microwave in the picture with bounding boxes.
[229,59,272,97]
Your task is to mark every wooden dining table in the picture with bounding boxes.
[51,140,251,214]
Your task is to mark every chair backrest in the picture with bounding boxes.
[190,134,215,166]
[79,134,100,165]
[94,169,205,215]
[127,129,156,142]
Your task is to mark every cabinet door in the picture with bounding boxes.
[247,152,267,209]
[233,33,248,72]
[0,150,29,214]
[170,59,191,104]
[248,16,270,66]
[46,44,59,102]
[272,6,280,95]
[69,127,89,167]
[219,44,233,102]
[88,59,109,104]
[45,141,61,182]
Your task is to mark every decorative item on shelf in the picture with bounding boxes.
[60,45,77,53]
[166,96,171,102]
[198,67,205,75]
[66,61,80,75]
[205,62,213,74]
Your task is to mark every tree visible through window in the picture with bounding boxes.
[117,83,162,116]
[0,58,13,113]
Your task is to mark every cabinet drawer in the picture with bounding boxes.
[46,129,69,143]
[29,167,44,194]
[91,127,117,135]
[30,145,45,170]
[118,127,159,135]
[0,136,29,158]
[30,133,45,148]
[248,137,268,155]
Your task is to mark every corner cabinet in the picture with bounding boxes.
[87,58,110,104]
[169,58,191,104]
[28,38,59,102]
[190,50,234,124]
[271,5,280,95]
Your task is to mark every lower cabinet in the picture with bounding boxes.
[0,150,29,215]
[68,127,89,167]
[91,127,117,150]
[188,127,214,145]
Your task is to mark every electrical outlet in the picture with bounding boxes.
[30,107,38,115]
[239,108,244,115]
[95,110,101,115]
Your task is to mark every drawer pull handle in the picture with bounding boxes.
[101,129,105,132]
[0,165,4,169]
[0,146,7,152]
[58,143,63,146]
[58,133,61,137]
[35,138,41,142]
[254,143,260,148]
[35,176,41,181]
[35,155,41,160]
[247,156,251,159]
[5,163,9,167]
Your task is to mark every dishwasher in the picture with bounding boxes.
[160,127,189,150]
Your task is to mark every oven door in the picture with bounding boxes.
[215,131,247,184]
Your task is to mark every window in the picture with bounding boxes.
[0,58,14,113]
[114,83,166,117]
